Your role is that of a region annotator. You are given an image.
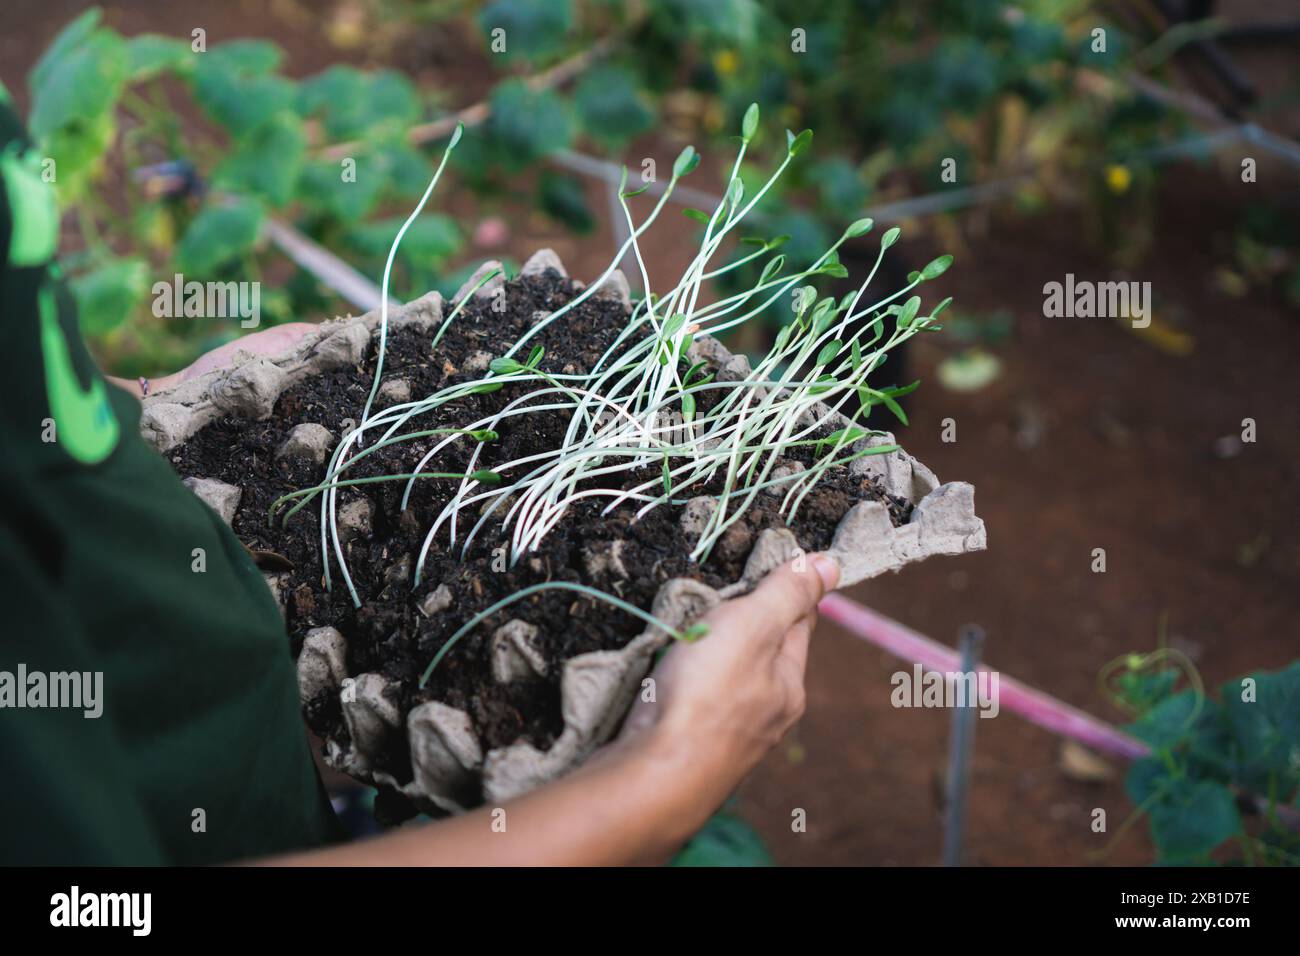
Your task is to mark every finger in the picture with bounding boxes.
[244,322,317,355]
[182,324,320,380]
[723,553,839,645]
[777,611,817,678]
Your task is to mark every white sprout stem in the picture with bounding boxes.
[306,104,944,614]
[357,124,464,440]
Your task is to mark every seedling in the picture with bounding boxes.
[301,106,953,663]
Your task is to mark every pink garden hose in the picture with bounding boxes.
[818,592,1151,761]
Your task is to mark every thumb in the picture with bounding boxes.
[715,552,839,646]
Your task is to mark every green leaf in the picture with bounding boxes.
[670,0,760,44]
[662,313,687,337]
[175,198,264,275]
[812,157,868,216]
[204,39,283,75]
[881,225,901,249]
[808,373,837,396]
[1115,666,1181,714]
[758,254,785,285]
[897,295,922,329]
[212,112,305,206]
[845,217,874,239]
[682,392,696,422]
[43,110,116,201]
[538,170,594,233]
[365,70,421,133]
[489,357,526,375]
[1148,779,1242,862]
[879,392,909,426]
[683,361,712,387]
[678,622,710,643]
[811,297,836,334]
[880,380,921,400]
[71,256,149,336]
[126,34,192,81]
[573,65,653,146]
[862,315,885,348]
[1124,755,1167,808]
[1219,661,1300,790]
[526,345,545,368]
[29,28,129,141]
[478,0,573,61]
[192,61,295,138]
[815,426,868,450]
[741,102,759,141]
[373,143,439,200]
[816,340,842,366]
[1126,689,1202,750]
[670,812,772,867]
[295,65,355,119]
[850,338,862,370]
[29,8,103,95]
[726,177,744,208]
[345,214,461,268]
[682,207,711,224]
[297,66,419,141]
[299,159,383,223]
[792,285,817,316]
[787,128,813,157]
[921,254,954,280]
[673,145,699,178]
[483,79,574,170]
[859,387,909,426]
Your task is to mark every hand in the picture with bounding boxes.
[620,553,841,792]
[271,554,841,867]
[175,322,317,382]
[107,323,318,398]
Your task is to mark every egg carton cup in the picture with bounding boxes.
[142,249,987,814]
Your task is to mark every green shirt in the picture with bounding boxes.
[0,94,341,864]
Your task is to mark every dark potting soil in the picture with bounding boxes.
[167,268,912,797]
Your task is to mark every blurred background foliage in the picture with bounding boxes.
[21,0,1204,376]
[1115,656,1300,865]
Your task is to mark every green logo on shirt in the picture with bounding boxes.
[1,145,58,267]
[39,284,119,464]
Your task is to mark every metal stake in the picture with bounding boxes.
[943,624,985,867]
